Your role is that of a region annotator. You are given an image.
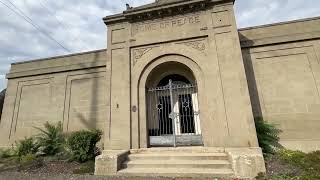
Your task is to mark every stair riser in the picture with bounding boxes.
[123,163,231,169]
[127,156,228,161]
[118,172,234,178]
[130,148,225,154]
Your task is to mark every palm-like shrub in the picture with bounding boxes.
[35,121,65,156]
[254,117,282,154]
[15,137,39,157]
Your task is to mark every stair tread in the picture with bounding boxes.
[125,159,230,165]
[119,167,233,174]
[129,152,228,157]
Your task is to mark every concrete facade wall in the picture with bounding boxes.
[240,17,320,152]
[0,49,109,147]
[0,0,319,154]
[104,0,258,150]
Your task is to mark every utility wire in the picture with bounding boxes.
[39,0,90,51]
[0,0,71,52]
[2,0,71,52]
[39,1,66,29]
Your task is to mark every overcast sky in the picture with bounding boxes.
[0,0,320,90]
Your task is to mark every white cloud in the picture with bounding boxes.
[0,76,7,90]
[235,0,320,28]
[0,0,319,90]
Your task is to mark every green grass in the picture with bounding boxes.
[270,150,320,180]
[72,160,95,175]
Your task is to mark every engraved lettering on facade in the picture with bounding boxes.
[133,15,201,35]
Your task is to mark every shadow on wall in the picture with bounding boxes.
[0,89,6,122]
[73,52,104,131]
[238,33,263,118]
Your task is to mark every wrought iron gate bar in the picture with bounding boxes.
[148,84,196,92]
[147,80,202,147]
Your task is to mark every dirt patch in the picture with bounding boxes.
[0,172,235,180]
[265,154,303,178]
[21,160,81,175]
[0,157,87,176]
[0,153,317,180]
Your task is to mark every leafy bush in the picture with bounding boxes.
[254,117,282,154]
[67,130,102,162]
[45,150,72,161]
[35,121,65,155]
[278,149,306,166]
[304,151,320,174]
[19,154,37,166]
[0,148,16,158]
[18,153,44,170]
[15,137,39,157]
[270,174,300,180]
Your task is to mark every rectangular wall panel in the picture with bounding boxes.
[0,48,108,147]
[67,75,108,132]
[64,71,108,133]
[243,41,320,151]
[255,54,319,114]
[107,48,131,149]
[12,78,55,139]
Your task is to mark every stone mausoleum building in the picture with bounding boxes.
[1,0,320,178]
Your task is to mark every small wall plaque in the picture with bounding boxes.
[132,105,137,112]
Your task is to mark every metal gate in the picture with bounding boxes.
[147,80,203,147]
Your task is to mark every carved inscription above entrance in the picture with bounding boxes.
[132,14,201,35]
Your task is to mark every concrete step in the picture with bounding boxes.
[127,152,228,161]
[130,147,225,154]
[123,159,231,169]
[119,148,234,177]
[118,167,234,178]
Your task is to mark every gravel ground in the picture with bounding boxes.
[24,161,80,175]
[0,160,227,180]
[0,172,230,180]
[265,155,302,177]
[1,155,294,180]
[0,160,234,180]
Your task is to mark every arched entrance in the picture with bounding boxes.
[145,62,202,147]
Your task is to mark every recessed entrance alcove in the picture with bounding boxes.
[145,62,202,147]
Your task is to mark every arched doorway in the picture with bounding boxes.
[145,62,202,147]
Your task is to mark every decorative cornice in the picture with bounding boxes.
[239,16,320,48]
[11,49,107,65]
[103,0,234,25]
[7,61,106,79]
